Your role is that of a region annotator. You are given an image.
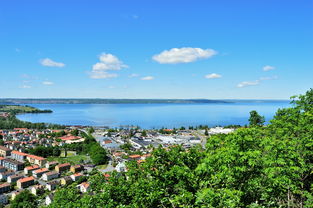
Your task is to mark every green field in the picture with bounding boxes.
[48,152,90,165]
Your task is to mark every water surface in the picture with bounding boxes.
[16,102,290,129]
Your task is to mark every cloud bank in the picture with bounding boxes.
[40,58,65,67]
[205,73,222,79]
[90,53,127,79]
[153,47,217,64]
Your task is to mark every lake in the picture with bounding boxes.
[16,102,290,129]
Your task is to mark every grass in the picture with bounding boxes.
[96,164,108,170]
[48,153,90,165]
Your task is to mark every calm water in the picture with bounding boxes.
[16,102,290,129]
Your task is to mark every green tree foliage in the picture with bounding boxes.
[27,146,61,157]
[248,110,265,126]
[10,190,38,208]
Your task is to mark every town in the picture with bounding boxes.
[0,123,234,207]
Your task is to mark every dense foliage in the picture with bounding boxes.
[27,146,61,158]
[63,132,109,165]
[0,115,64,129]
[10,190,38,208]
[0,104,52,114]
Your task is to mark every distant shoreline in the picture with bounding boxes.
[0,98,289,105]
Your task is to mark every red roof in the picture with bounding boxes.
[103,173,110,178]
[0,182,10,188]
[59,135,81,141]
[27,154,46,161]
[12,150,28,156]
[129,154,141,159]
[18,176,34,183]
[34,168,48,173]
[81,182,90,188]
[58,163,71,168]
[25,165,40,170]
[73,173,83,177]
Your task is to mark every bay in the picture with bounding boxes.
[16,101,290,129]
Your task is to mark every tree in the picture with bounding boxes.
[204,128,209,136]
[248,110,265,126]
[141,130,147,137]
[10,190,37,208]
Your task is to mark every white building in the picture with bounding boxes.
[42,171,59,181]
[115,161,126,172]
[45,194,54,205]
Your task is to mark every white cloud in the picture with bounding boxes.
[40,58,65,67]
[42,81,54,85]
[89,71,118,79]
[89,53,127,79]
[141,76,154,80]
[237,75,278,88]
[237,80,260,88]
[205,73,222,79]
[263,65,275,71]
[153,47,217,64]
[129,73,139,78]
[259,76,278,80]
[20,85,31,89]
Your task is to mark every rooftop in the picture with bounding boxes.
[12,150,28,156]
[34,168,49,173]
[27,154,46,161]
[0,182,10,188]
[25,165,40,170]
[18,176,34,183]
[0,145,10,151]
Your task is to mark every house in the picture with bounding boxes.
[0,182,10,194]
[0,146,11,157]
[45,161,58,169]
[45,194,54,205]
[26,154,47,166]
[128,154,141,160]
[33,168,49,178]
[0,171,15,180]
[55,163,71,173]
[70,172,82,181]
[11,191,22,200]
[24,165,40,175]
[7,174,24,183]
[1,158,24,171]
[31,185,45,196]
[115,161,126,172]
[0,165,6,172]
[0,194,8,205]
[42,171,59,181]
[60,176,73,186]
[0,157,4,166]
[17,176,35,189]
[11,150,28,161]
[79,182,90,193]
[46,180,59,191]
[70,164,83,173]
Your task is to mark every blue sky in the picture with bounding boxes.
[0,0,312,99]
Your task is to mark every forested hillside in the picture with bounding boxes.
[30,89,313,207]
